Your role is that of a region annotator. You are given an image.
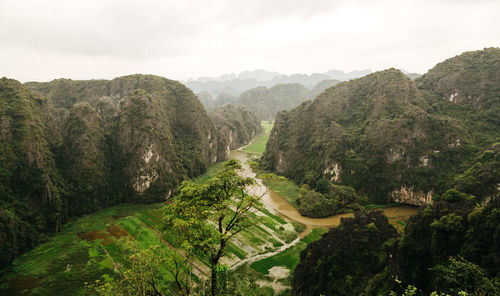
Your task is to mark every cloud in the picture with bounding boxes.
[0,0,499,82]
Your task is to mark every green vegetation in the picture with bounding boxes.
[0,203,171,295]
[0,78,64,268]
[293,192,500,296]
[253,169,300,208]
[263,69,475,204]
[2,48,499,296]
[243,121,273,155]
[453,143,500,199]
[416,47,500,147]
[255,165,387,218]
[227,265,282,296]
[1,155,306,295]
[263,49,500,207]
[2,74,270,269]
[250,227,326,274]
[296,183,359,217]
[293,211,399,296]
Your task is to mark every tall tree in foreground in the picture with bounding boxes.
[163,159,261,296]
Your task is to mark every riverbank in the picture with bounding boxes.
[230,149,418,228]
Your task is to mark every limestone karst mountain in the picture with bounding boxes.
[262,69,472,205]
[234,83,311,121]
[262,48,500,206]
[416,47,500,146]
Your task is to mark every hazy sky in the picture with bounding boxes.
[1,0,499,82]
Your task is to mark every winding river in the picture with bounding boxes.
[230,150,418,228]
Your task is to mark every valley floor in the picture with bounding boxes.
[0,122,417,295]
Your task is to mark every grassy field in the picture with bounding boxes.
[254,168,301,208]
[243,121,274,155]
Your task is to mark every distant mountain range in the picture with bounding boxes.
[185,69,421,97]
[197,80,343,121]
[185,69,375,97]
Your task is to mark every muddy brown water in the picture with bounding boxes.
[230,150,418,227]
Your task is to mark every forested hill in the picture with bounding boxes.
[0,78,63,268]
[0,74,259,270]
[262,48,500,206]
[210,104,263,160]
[293,195,500,295]
[234,83,311,121]
[262,69,471,204]
[416,47,500,146]
[198,81,341,120]
[24,74,219,203]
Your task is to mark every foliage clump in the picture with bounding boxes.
[292,190,500,295]
[293,211,398,296]
[163,159,262,296]
[296,182,358,217]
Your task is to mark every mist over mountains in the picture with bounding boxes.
[185,68,374,97]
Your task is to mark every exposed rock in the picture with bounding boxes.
[391,186,433,206]
[323,162,341,182]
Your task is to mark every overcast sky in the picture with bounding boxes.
[1,0,499,82]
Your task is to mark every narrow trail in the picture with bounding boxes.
[230,226,312,270]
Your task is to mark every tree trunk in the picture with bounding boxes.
[211,266,217,296]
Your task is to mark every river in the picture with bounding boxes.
[230,149,418,227]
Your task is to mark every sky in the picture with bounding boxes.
[1,0,499,82]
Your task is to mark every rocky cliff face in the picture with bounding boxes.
[210,104,262,160]
[28,75,219,203]
[263,69,471,204]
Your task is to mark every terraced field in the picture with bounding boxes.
[0,203,177,295]
[0,146,318,295]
